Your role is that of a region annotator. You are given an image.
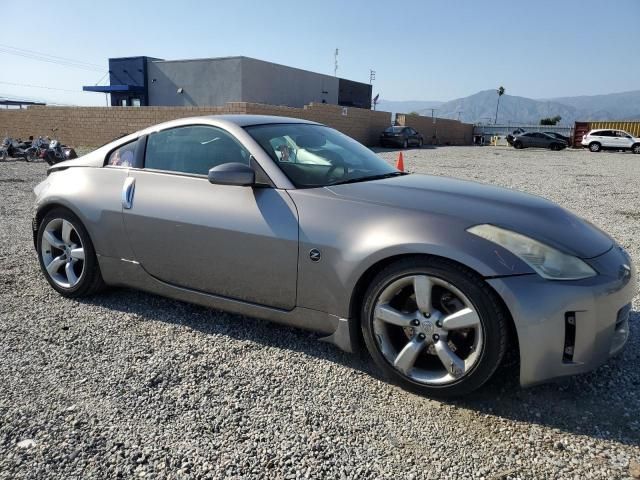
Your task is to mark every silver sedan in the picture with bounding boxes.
[32,115,636,397]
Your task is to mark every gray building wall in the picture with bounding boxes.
[240,57,338,107]
[146,56,340,108]
[147,57,243,107]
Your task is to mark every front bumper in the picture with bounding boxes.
[488,245,636,387]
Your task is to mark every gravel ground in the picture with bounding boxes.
[1,146,639,480]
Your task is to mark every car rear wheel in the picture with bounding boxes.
[418,139,423,148]
[402,139,408,149]
[589,142,601,152]
[632,144,640,154]
[549,143,560,151]
[37,208,105,298]
[361,257,508,397]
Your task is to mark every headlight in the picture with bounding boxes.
[467,224,597,280]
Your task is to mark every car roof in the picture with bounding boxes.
[201,114,320,127]
[135,114,321,137]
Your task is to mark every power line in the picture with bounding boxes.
[0,43,104,68]
[0,44,105,72]
[0,80,94,94]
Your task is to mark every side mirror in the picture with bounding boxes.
[208,162,255,186]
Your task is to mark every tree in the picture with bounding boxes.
[494,86,505,124]
[408,111,420,116]
[540,115,562,125]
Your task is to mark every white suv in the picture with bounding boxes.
[581,129,640,154]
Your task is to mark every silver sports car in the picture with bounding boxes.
[32,115,636,397]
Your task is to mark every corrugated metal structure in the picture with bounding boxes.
[573,121,640,147]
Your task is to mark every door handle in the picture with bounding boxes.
[122,177,136,209]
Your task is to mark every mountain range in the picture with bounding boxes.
[380,90,640,125]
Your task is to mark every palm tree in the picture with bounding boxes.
[494,86,505,124]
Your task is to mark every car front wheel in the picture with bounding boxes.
[37,208,105,298]
[361,257,508,397]
[632,144,640,154]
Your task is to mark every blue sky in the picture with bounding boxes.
[3,0,639,106]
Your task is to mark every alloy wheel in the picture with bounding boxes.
[40,218,85,288]
[372,274,484,385]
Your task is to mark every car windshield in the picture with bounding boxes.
[384,127,404,133]
[245,123,401,188]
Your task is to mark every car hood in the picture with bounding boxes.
[326,174,613,259]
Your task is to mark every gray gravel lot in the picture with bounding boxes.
[1,146,639,479]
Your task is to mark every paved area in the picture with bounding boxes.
[0,146,638,479]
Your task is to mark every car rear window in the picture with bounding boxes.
[384,127,404,133]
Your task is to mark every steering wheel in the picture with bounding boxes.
[322,151,348,182]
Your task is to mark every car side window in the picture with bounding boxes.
[598,131,611,137]
[106,140,137,167]
[145,125,250,175]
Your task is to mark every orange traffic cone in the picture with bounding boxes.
[396,151,405,172]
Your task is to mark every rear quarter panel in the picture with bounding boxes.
[35,166,134,261]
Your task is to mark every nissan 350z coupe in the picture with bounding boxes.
[32,115,636,397]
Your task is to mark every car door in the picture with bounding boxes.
[121,124,299,310]
[520,133,535,147]
[614,131,633,149]
[401,127,410,144]
[409,127,420,145]
[597,130,614,148]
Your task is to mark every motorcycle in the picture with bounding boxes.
[43,137,78,166]
[25,136,49,162]
[0,137,32,161]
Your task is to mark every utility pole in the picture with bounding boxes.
[334,48,339,77]
[429,108,439,145]
[457,111,463,121]
[369,69,376,84]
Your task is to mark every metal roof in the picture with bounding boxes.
[82,85,145,93]
[0,98,45,106]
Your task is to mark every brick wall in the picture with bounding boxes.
[396,114,473,145]
[0,103,391,148]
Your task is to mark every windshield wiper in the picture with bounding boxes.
[327,171,408,186]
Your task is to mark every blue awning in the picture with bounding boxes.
[82,84,144,93]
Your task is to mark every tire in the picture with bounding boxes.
[513,141,523,149]
[361,256,508,398]
[589,142,601,152]
[418,139,423,148]
[36,208,105,298]
[632,144,640,154]
[402,139,408,149]
[26,149,38,162]
[0,150,6,161]
[549,143,560,151]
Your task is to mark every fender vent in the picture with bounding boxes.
[563,312,576,363]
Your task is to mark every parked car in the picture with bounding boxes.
[543,131,571,144]
[32,115,635,397]
[380,126,423,148]
[581,129,640,153]
[512,132,567,150]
